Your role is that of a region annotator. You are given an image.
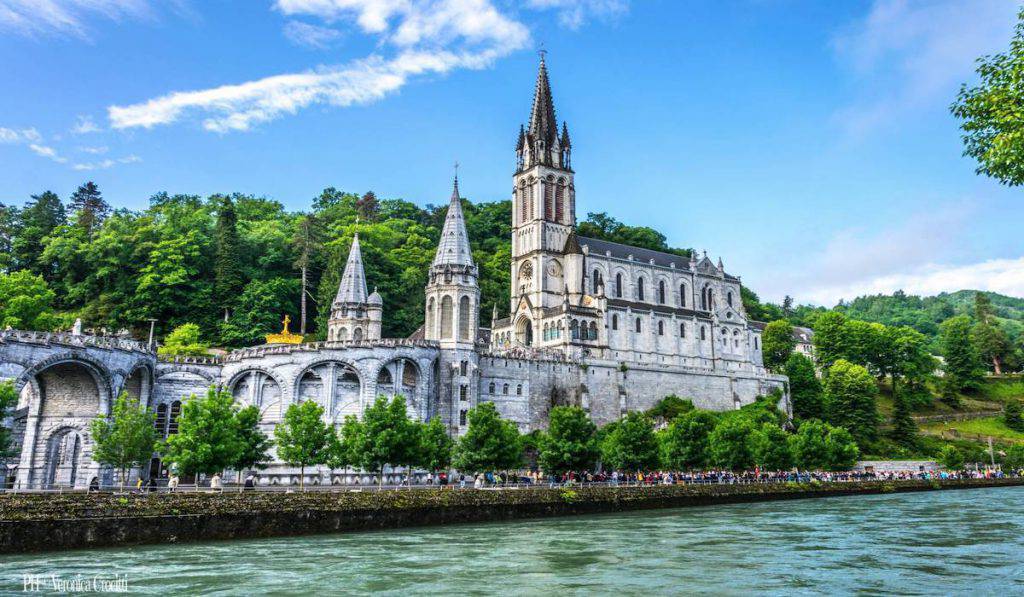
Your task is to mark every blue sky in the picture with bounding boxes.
[1,0,1022,305]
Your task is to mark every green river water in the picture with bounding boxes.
[1,486,1022,595]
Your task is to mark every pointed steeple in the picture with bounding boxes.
[334,233,368,305]
[528,53,558,147]
[432,177,475,268]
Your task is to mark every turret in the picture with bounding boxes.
[327,233,382,342]
[424,176,479,349]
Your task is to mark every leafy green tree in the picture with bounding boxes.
[0,382,16,459]
[823,426,859,470]
[823,360,879,446]
[274,400,332,488]
[213,195,244,323]
[12,191,65,278]
[328,415,363,470]
[749,422,792,471]
[1004,444,1024,471]
[233,405,273,473]
[788,419,830,470]
[646,395,694,424]
[761,319,795,372]
[889,390,918,447]
[972,293,1011,375]
[537,406,598,475]
[157,323,209,357]
[68,181,109,236]
[454,402,523,474]
[659,410,717,470]
[89,392,157,489]
[417,417,453,475]
[813,311,851,369]
[351,395,421,486]
[162,387,243,480]
[219,278,301,347]
[940,316,985,391]
[291,214,322,335]
[784,353,823,420]
[599,411,659,472]
[1004,399,1024,432]
[0,270,59,330]
[951,8,1024,186]
[708,416,754,471]
[939,445,965,470]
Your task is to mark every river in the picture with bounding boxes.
[2,486,1022,595]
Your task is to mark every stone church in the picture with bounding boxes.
[0,57,787,488]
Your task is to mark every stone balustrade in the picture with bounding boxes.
[0,330,152,354]
[223,338,440,362]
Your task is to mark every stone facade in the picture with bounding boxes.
[0,56,787,488]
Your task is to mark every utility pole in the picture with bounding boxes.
[146,318,157,351]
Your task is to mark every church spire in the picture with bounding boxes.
[528,53,558,148]
[334,233,368,305]
[432,176,474,268]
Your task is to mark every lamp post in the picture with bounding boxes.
[146,319,157,351]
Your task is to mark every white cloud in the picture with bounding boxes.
[78,145,108,154]
[0,0,154,38]
[0,126,41,143]
[832,0,1018,137]
[72,155,141,171]
[110,0,531,132]
[28,143,67,163]
[283,20,343,49]
[71,115,101,134]
[525,0,627,30]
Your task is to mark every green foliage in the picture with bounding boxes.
[0,382,16,458]
[784,353,823,420]
[659,410,717,470]
[749,423,792,470]
[233,405,273,472]
[89,392,157,487]
[351,395,421,484]
[813,312,850,369]
[328,415,363,470]
[575,212,691,258]
[219,278,302,346]
[213,196,244,321]
[537,406,598,475]
[0,270,60,330]
[417,417,453,473]
[823,426,860,470]
[823,360,879,446]
[1004,444,1024,470]
[951,8,1024,186]
[453,402,523,473]
[939,445,965,470]
[645,395,694,423]
[761,319,795,372]
[274,401,332,485]
[68,181,109,236]
[162,387,243,478]
[788,419,859,471]
[157,323,209,357]
[708,416,754,471]
[1004,399,1024,432]
[599,412,659,472]
[940,315,985,391]
[889,390,918,447]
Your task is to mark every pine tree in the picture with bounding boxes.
[889,390,918,447]
[12,191,65,278]
[213,196,244,322]
[68,181,109,236]
[1005,399,1024,432]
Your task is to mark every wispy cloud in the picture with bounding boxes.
[28,142,67,163]
[525,0,628,30]
[832,0,1018,138]
[72,155,141,171]
[0,0,155,38]
[108,0,550,133]
[283,20,342,49]
[71,115,101,134]
[78,145,108,154]
[0,126,41,144]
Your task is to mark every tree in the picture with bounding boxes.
[972,293,1011,375]
[213,195,243,322]
[889,390,918,447]
[537,406,598,475]
[12,191,65,277]
[940,316,985,391]
[162,387,243,479]
[823,426,859,470]
[328,415,363,470]
[351,395,421,486]
[355,190,380,221]
[939,445,964,470]
[761,319,795,372]
[291,214,322,335]
[0,270,59,330]
[89,392,157,489]
[813,312,851,369]
[709,416,754,471]
[233,405,273,474]
[599,411,659,472]
[453,402,523,474]
[1004,444,1024,471]
[418,417,453,475]
[157,323,209,357]
[275,400,332,488]
[1004,399,1024,432]
[0,382,16,459]
[659,410,717,471]
[822,360,879,447]
[951,8,1024,186]
[749,423,792,471]
[68,181,109,236]
[788,419,859,471]
[646,395,694,424]
[784,353,822,420]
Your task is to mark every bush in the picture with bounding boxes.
[1004,400,1024,432]
[749,423,792,471]
[709,417,754,471]
[939,445,965,470]
[1003,444,1024,471]
[158,323,209,357]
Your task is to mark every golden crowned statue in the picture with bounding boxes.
[265,315,303,345]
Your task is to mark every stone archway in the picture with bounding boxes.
[375,358,422,420]
[44,428,83,488]
[516,317,533,347]
[292,361,363,421]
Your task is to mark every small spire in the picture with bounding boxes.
[717,256,724,270]
[527,52,558,147]
[491,303,498,324]
[334,233,368,305]
[432,175,475,268]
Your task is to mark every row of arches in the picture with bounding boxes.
[426,294,474,341]
[515,175,572,226]
[610,314,709,341]
[328,326,364,342]
[487,382,523,396]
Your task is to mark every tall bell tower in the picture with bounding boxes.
[510,53,576,315]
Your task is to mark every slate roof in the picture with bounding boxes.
[334,233,368,305]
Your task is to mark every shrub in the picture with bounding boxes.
[939,445,965,470]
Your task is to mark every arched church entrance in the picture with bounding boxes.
[516,317,533,347]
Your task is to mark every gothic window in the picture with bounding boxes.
[489,382,496,394]
[517,384,523,395]
[460,360,468,376]
[754,337,759,350]
[700,326,706,341]
[615,273,623,297]
[426,297,435,336]
[612,314,619,330]
[338,327,349,342]
[555,180,565,223]
[440,295,453,339]
[557,322,563,338]
[680,323,686,338]
[592,269,601,293]
[658,280,666,304]
[168,401,182,435]
[589,321,598,340]
[543,322,550,341]
[637,277,645,301]
[503,384,509,395]
[154,404,168,438]
[459,295,471,340]
[727,291,733,307]
[519,183,527,223]
[460,385,468,401]
[635,318,642,333]
[680,283,687,307]
[571,319,580,340]
[527,183,535,220]
[544,179,554,220]
[658,321,664,336]
[353,327,363,341]
[460,410,467,426]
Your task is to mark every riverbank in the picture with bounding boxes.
[2,478,1021,553]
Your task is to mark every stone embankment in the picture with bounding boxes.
[1,478,1021,553]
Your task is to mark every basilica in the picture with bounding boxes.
[0,57,787,488]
